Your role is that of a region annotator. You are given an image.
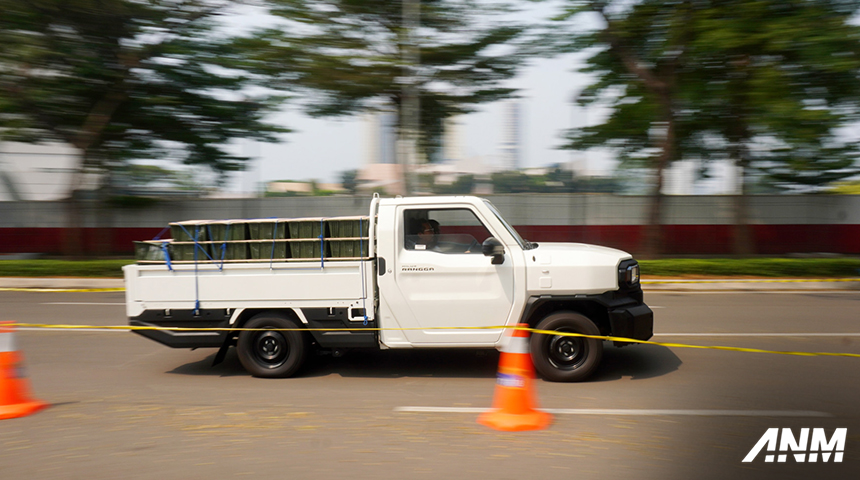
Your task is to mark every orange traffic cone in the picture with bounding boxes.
[477,323,552,431]
[0,322,49,420]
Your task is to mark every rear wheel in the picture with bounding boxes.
[530,312,603,382]
[237,314,307,378]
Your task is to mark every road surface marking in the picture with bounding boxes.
[41,302,125,306]
[394,407,832,417]
[656,333,860,337]
[18,327,123,333]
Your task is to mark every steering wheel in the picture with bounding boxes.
[465,238,479,253]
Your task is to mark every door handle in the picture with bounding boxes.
[378,257,386,276]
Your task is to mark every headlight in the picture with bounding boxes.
[626,264,639,285]
[618,260,640,287]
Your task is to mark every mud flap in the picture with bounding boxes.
[212,336,233,366]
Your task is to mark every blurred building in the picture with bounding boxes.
[363,111,398,166]
[359,110,405,195]
[357,162,405,195]
[360,109,528,195]
[266,180,344,195]
[663,159,740,195]
[0,141,91,201]
[443,116,465,163]
[500,100,521,171]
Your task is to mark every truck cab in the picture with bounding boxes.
[124,195,653,382]
[373,196,652,381]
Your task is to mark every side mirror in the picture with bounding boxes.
[482,237,505,265]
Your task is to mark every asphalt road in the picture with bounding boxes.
[1,291,858,480]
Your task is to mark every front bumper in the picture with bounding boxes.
[609,303,654,343]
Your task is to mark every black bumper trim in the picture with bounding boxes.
[522,287,653,344]
[129,309,231,348]
[609,303,654,343]
[302,308,379,348]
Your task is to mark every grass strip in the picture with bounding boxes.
[0,259,134,278]
[639,258,860,278]
[0,257,859,278]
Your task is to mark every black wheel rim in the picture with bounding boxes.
[251,330,289,369]
[547,328,588,371]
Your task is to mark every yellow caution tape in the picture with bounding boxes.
[525,327,860,358]
[2,278,857,292]
[7,322,860,359]
[0,287,125,293]
[642,278,860,284]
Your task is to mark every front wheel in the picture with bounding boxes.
[530,312,603,382]
[237,314,307,378]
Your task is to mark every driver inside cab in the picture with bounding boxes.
[414,219,440,251]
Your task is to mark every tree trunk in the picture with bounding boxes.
[731,159,755,255]
[94,171,115,257]
[62,87,127,257]
[642,132,671,259]
[642,99,675,258]
[643,189,665,259]
[62,154,88,258]
[63,195,85,258]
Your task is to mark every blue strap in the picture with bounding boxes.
[319,218,325,270]
[177,224,203,314]
[178,224,215,263]
[359,217,367,326]
[160,241,173,271]
[269,221,278,270]
[192,226,200,314]
[153,226,170,241]
[218,223,229,271]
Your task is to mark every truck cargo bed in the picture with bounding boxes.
[123,260,375,319]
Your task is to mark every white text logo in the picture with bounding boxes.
[742,428,847,463]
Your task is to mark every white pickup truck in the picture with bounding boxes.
[123,195,653,382]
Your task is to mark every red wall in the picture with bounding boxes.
[0,228,166,256]
[1,225,857,256]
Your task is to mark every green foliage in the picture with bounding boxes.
[0,0,289,184]
[341,170,359,195]
[490,169,620,193]
[491,171,546,193]
[112,163,204,194]
[263,191,301,197]
[555,0,860,192]
[639,258,860,278]
[106,195,160,209]
[252,0,526,163]
[0,259,133,278]
[430,174,476,194]
[3,257,858,278]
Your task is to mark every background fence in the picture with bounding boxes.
[1,195,858,256]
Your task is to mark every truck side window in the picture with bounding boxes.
[403,208,491,254]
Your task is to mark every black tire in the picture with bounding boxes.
[530,312,603,382]
[237,314,307,378]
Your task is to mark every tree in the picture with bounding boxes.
[682,0,860,252]
[554,1,860,255]
[0,0,289,193]
[0,0,290,255]
[689,2,860,183]
[554,1,694,256]
[491,171,544,193]
[340,169,359,195]
[251,0,525,189]
[112,164,204,193]
[432,174,475,194]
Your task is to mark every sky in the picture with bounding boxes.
[219,1,614,193]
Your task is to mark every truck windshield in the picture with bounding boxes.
[483,200,533,250]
